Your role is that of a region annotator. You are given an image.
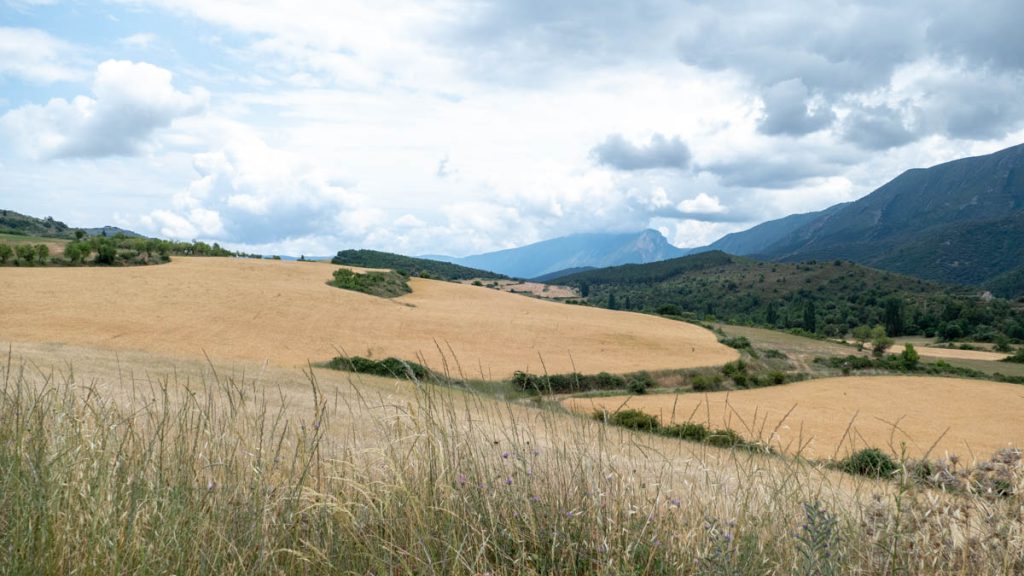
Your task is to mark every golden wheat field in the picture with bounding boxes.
[0,257,736,379]
[566,376,1024,460]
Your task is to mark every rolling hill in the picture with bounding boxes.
[424,229,690,279]
[1,209,144,239]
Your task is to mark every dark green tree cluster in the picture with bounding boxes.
[0,234,249,268]
[328,268,411,298]
[331,249,506,280]
[557,252,1024,343]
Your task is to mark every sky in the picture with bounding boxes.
[2,1,1024,257]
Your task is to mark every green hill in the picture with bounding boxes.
[331,249,506,280]
[555,251,1024,342]
[0,210,75,238]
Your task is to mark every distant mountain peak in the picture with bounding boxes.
[423,229,690,279]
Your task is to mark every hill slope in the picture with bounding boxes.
[694,204,848,256]
[755,143,1024,290]
[0,257,735,378]
[332,249,506,280]
[0,210,75,238]
[555,251,1024,341]
[426,229,689,279]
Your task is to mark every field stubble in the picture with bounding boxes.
[1,345,1021,574]
[566,376,1024,461]
[0,257,735,380]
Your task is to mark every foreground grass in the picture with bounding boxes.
[1,355,1022,574]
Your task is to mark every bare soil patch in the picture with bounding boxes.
[0,257,735,379]
[565,376,1024,460]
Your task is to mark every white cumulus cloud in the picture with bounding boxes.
[142,134,375,245]
[0,27,85,83]
[0,59,208,159]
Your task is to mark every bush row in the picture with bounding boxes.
[511,370,655,394]
[814,354,1024,385]
[326,355,431,380]
[594,409,766,451]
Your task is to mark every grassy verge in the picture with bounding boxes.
[1,355,1021,574]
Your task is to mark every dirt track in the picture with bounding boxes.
[0,257,736,379]
[566,376,1024,460]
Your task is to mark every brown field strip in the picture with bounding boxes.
[890,343,1010,362]
[565,376,1024,460]
[0,257,736,379]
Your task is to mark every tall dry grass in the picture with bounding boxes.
[0,353,1021,575]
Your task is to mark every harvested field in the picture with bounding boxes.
[0,257,735,379]
[890,343,1009,362]
[565,376,1024,460]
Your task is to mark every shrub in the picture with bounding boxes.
[705,428,745,448]
[900,343,920,369]
[661,421,710,442]
[721,360,749,386]
[0,243,12,263]
[95,243,117,265]
[766,371,786,386]
[34,244,49,263]
[626,371,656,394]
[840,448,898,478]
[656,304,683,316]
[329,268,411,298]
[14,243,35,264]
[327,355,430,380]
[1003,348,1024,364]
[690,374,722,392]
[599,409,660,432]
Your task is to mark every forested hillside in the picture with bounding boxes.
[555,251,1024,342]
[332,249,506,280]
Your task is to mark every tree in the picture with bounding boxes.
[64,242,87,264]
[900,343,919,369]
[851,325,872,347]
[608,293,618,310]
[766,301,778,326]
[35,244,49,264]
[579,282,589,298]
[870,325,892,357]
[15,244,36,265]
[884,297,905,337]
[74,229,86,240]
[803,300,817,333]
[0,243,12,264]
[95,243,117,265]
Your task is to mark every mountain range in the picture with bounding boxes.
[709,142,1024,295]
[423,229,688,279]
[429,143,1024,297]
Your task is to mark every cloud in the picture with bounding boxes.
[119,33,157,49]
[758,79,835,136]
[841,104,916,150]
[0,27,85,83]
[677,192,726,215]
[0,60,208,159]
[142,135,376,245]
[591,133,691,171]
